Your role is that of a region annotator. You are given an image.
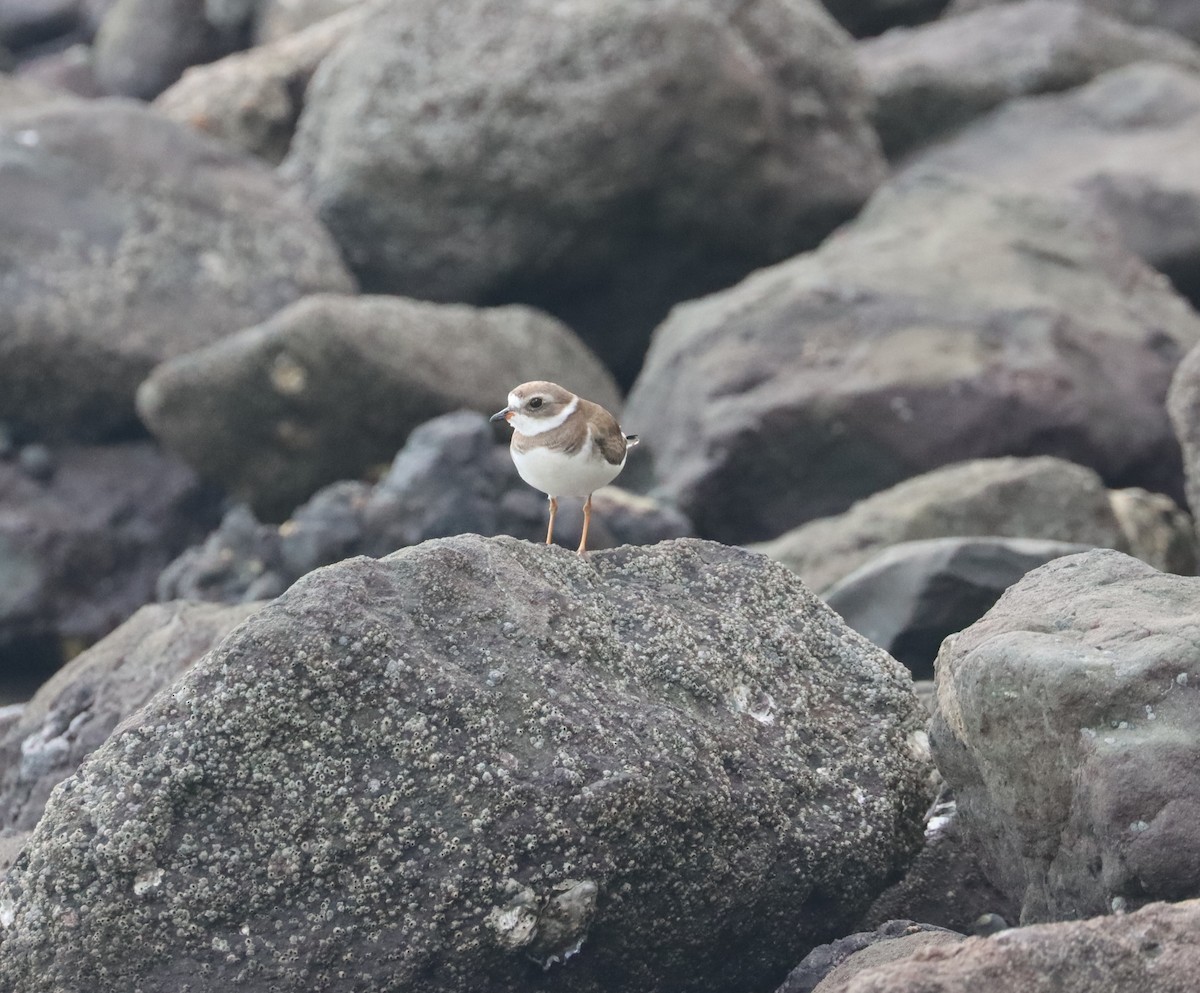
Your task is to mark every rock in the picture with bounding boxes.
[0,599,261,832]
[157,411,692,603]
[153,5,366,163]
[819,0,949,38]
[1109,486,1197,574]
[1169,339,1200,527]
[932,549,1200,922]
[824,537,1093,679]
[92,0,251,99]
[751,457,1130,594]
[777,919,965,993]
[137,295,621,518]
[625,173,1200,543]
[948,0,1200,45]
[0,65,70,106]
[0,828,29,873]
[0,442,221,687]
[0,99,354,443]
[12,40,100,96]
[252,0,364,43]
[902,62,1200,305]
[0,536,932,992]
[832,899,1200,993]
[860,0,1200,159]
[860,813,1018,934]
[283,0,885,384]
[0,0,80,51]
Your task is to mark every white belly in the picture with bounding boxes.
[512,442,625,498]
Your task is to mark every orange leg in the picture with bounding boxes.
[576,494,593,555]
[546,496,558,545]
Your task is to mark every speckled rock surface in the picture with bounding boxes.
[1169,339,1200,528]
[283,0,885,384]
[0,599,262,832]
[137,295,619,519]
[932,549,1200,923]
[752,457,1131,594]
[0,98,354,442]
[835,898,1200,993]
[626,174,1200,542]
[0,535,932,992]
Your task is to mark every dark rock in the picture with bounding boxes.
[824,537,1093,679]
[902,62,1200,306]
[153,6,366,163]
[16,442,54,481]
[137,295,621,518]
[860,0,1200,159]
[92,0,251,99]
[829,899,1200,993]
[0,0,79,51]
[0,442,221,683]
[1169,339,1200,528]
[0,535,932,992]
[0,599,261,831]
[157,411,692,603]
[860,813,1018,934]
[931,549,1200,922]
[0,99,354,443]
[625,173,1200,543]
[283,0,885,385]
[819,0,950,38]
[752,457,1130,594]
[778,919,964,993]
[948,0,1200,45]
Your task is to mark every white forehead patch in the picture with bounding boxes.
[511,396,578,436]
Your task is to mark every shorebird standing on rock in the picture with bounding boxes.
[491,381,638,554]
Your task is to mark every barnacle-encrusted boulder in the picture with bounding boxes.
[0,536,931,993]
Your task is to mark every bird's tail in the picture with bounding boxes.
[624,433,640,447]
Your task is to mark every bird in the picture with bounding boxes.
[491,381,638,554]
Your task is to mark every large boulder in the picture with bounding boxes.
[948,0,1200,45]
[903,62,1200,304]
[283,0,886,384]
[823,537,1093,679]
[0,99,354,443]
[0,599,262,832]
[859,0,1200,159]
[157,410,693,604]
[625,174,1200,543]
[153,6,367,164]
[137,295,622,518]
[752,456,1192,593]
[932,550,1200,922]
[834,899,1200,993]
[0,536,932,992]
[0,441,221,683]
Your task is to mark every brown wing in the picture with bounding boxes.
[584,401,628,465]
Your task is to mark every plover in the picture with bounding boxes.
[491,381,638,553]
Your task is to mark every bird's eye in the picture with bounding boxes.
[529,397,543,409]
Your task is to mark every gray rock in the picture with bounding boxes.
[92,0,249,98]
[819,0,949,38]
[1169,339,1200,529]
[831,899,1200,993]
[931,549,1200,922]
[0,828,28,873]
[0,442,221,684]
[0,0,79,51]
[0,535,933,992]
[0,99,354,443]
[625,173,1200,543]
[824,537,1093,679]
[283,0,885,383]
[0,599,261,831]
[8,41,100,97]
[752,457,1129,594]
[948,0,1200,45]
[0,65,71,107]
[137,295,621,518]
[157,411,692,603]
[860,0,1200,159]
[778,920,964,993]
[154,5,366,163]
[252,0,364,43]
[902,62,1200,306]
[1109,486,1197,574]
